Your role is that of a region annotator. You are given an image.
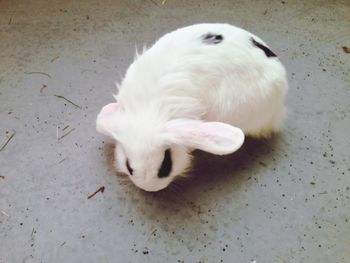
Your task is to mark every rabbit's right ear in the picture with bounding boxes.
[164,119,245,155]
[96,102,122,138]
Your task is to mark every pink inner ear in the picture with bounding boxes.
[100,103,120,116]
[96,102,120,138]
[165,120,245,155]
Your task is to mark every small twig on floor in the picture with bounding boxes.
[151,229,157,236]
[58,128,75,141]
[8,17,12,25]
[24,71,52,79]
[0,175,5,179]
[62,125,69,131]
[50,56,60,63]
[58,156,68,164]
[56,126,59,139]
[60,241,66,247]
[0,131,16,152]
[31,228,35,238]
[87,186,105,199]
[54,94,82,109]
[161,0,167,4]
[1,210,9,217]
[40,84,47,93]
[342,46,350,54]
[148,0,158,5]
[276,256,289,263]
[259,161,267,167]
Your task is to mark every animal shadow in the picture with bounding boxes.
[155,134,284,201]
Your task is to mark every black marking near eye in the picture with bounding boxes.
[251,37,277,58]
[158,149,172,178]
[126,159,133,175]
[202,33,224,44]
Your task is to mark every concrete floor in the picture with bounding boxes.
[0,0,349,262]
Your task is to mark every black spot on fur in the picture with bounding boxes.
[202,33,223,44]
[126,159,133,175]
[251,37,277,58]
[158,149,172,178]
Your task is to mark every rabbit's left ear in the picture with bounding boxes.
[164,119,245,155]
[96,102,122,138]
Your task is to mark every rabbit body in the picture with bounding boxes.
[118,23,288,137]
[96,23,288,192]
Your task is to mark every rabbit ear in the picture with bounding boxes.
[96,102,121,138]
[164,119,244,155]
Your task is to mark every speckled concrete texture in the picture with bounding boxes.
[0,1,349,262]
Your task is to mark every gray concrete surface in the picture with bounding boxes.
[0,0,349,262]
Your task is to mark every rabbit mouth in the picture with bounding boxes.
[130,176,172,192]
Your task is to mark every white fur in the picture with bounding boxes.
[96,23,288,192]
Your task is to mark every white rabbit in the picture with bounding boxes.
[96,23,288,192]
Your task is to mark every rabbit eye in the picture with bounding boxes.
[158,149,172,178]
[126,159,133,175]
